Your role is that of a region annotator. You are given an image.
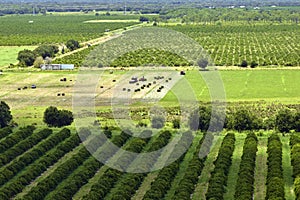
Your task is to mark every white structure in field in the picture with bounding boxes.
[40,64,74,70]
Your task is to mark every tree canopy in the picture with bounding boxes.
[43,106,73,127]
[0,101,12,128]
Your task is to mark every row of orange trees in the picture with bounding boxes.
[206,132,236,200]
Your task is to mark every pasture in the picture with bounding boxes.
[0,46,37,67]
[1,68,300,126]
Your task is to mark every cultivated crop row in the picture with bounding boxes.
[0,127,12,140]
[206,132,236,200]
[0,128,52,166]
[234,132,258,200]
[142,131,193,199]
[0,125,35,153]
[101,130,173,200]
[290,134,300,199]
[45,130,139,200]
[173,133,214,200]
[81,131,149,200]
[169,24,300,67]
[0,128,76,200]
[266,134,285,200]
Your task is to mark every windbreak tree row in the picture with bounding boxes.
[205,132,236,200]
[0,128,76,200]
[266,134,285,200]
[234,132,258,200]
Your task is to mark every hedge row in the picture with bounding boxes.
[22,133,106,200]
[45,131,138,200]
[82,134,149,200]
[0,128,52,166]
[0,128,70,186]
[0,127,12,140]
[143,131,194,200]
[0,126,35,153]
[290,134,300,199]
[206,132,236,200]
[173,132,214,200]
[234,132,258,200]
[265,134,285,200]
[0,128,76,200]
[107,130,173,200]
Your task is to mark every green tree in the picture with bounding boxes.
[294,112,300,132]
[227,109,260,132]
[250,61,258,68]
[33,56,44,68]
[66,39,80,51]
[139,16,149,22]
[151,116,165,129]
[0,101,12,128]
[275,108,294,133]
[241,60,248,68]
[44,106,73,127]
[17,49,36,66]
[34,45,59,59]
[197,58,209,70]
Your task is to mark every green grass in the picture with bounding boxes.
[162,69,300,104]
[253,134,268,200]
[0,46,37,67]
[223,133,246,200]
[281,136,296,200]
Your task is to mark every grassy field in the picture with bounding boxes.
[162,69,300,104]
[1,68,300,126]
[0,46,37,67]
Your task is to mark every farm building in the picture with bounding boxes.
[40,64,74,70]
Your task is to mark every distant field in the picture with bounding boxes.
[0,46,37,67]
[166,24,300,67]
[0,15,140,45]
[84,19,139,23]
